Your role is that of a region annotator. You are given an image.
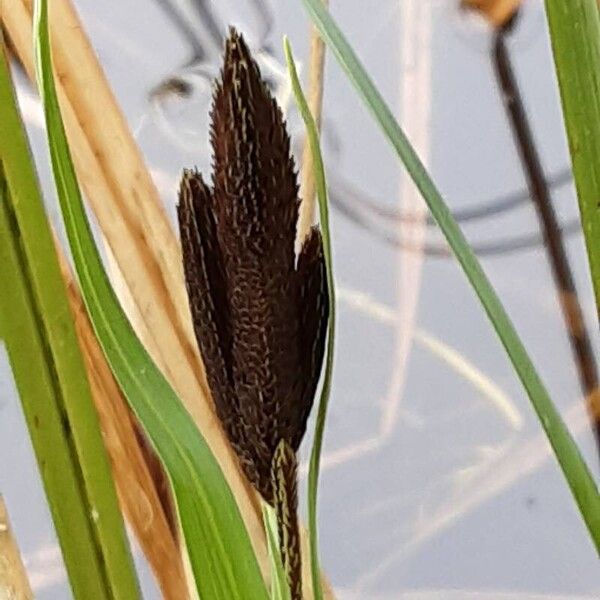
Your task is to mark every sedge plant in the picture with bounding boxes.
[1,0,600,599]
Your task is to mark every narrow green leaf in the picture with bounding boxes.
[262,503,291,600]
[0,45,140,600]
[284,38,336,600]
[543,0,600,323]
[33,1,269,597]
[299,0,600,552]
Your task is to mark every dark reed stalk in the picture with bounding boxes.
[177,29,329,599]
[493,17,600,462]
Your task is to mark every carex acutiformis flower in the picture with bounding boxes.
[177,28,328,597]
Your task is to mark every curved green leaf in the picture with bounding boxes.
[33,1,269,597]
[262,503,291,600]
[544,0,600,323]
[299,0,600,553]
[284,39,336,600]
[0,42,140,600]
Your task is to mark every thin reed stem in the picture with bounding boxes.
[493,21,600,463]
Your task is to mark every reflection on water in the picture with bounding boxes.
[2,1,599,598]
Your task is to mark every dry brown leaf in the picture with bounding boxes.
[297,0,329,246]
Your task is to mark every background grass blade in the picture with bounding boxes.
[284,38,336,600]
[33,1,269,597]
[0,45,140,600]
[299,0,600,552]
[543,0,600,323]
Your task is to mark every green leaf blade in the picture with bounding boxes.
[299,0,600,553]
[0,41,140,600]
[284,37,337,600]
[543,0,600,322]
[33,1,269,597]
[262,503,291,600]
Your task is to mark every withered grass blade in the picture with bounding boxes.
[0,496,34,600]
[298,0,329,244]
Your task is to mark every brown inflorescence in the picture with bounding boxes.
[177,28,329,506]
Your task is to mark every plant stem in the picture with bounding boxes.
[493,22,600,461]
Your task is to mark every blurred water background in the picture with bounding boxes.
[2,0,599,598]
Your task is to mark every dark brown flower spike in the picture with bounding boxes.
[177,28,328,597]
